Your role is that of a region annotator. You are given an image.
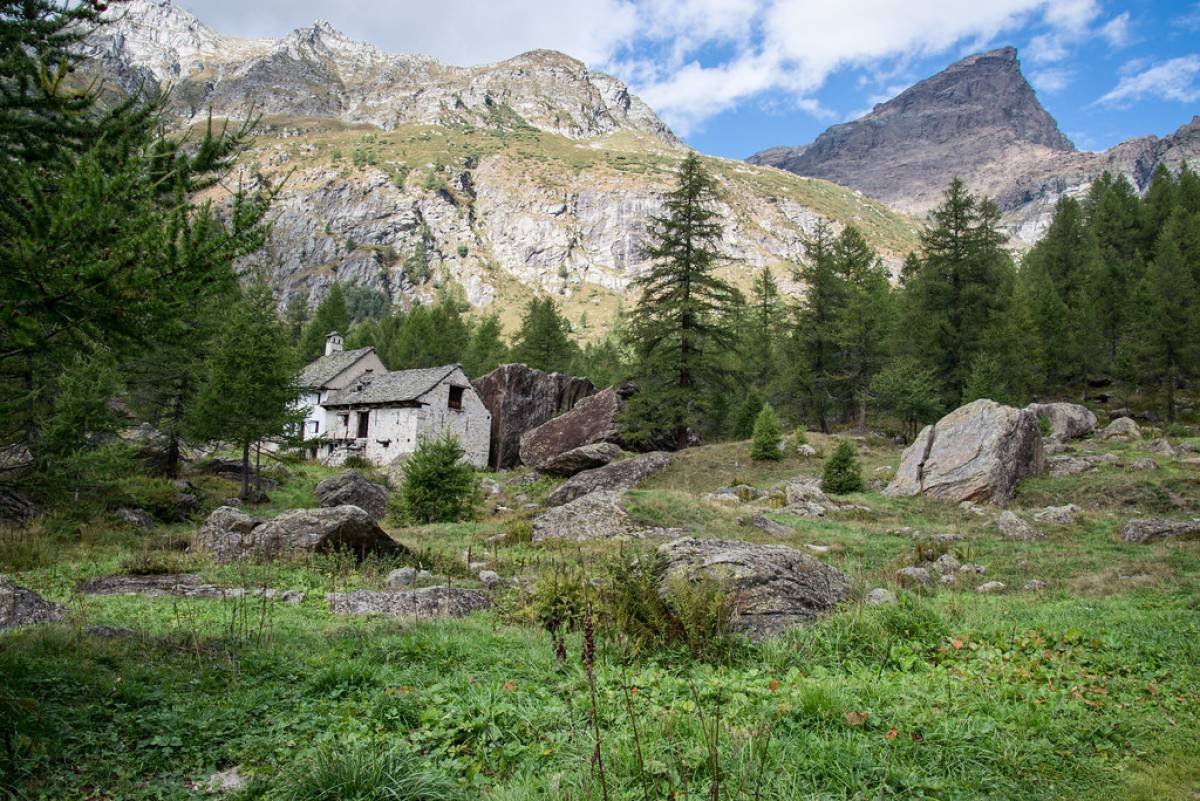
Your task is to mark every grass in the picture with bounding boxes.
[2,432,1199,800]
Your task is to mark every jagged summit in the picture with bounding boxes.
[748,47,1074,213]
[86,0,679,145]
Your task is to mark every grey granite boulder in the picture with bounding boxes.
[518,384,629,470]
[1034,504,1081,525]
[885,399,1044,505]
[1048,456,1093,477]
[314,470,390,521]
[532,490,659,542]
[1120,518,1200,544]
[546,451,671,507]
[0,575,66,628]
[657,538,848,638]
[539,442,624,477]
[472,364,595,469]
[1025,402,1097,440]
[997,510,1044,541]
[191,505,404,563]
[1099,417,1141,440]
[326,587,492,619]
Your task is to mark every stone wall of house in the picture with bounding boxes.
[416,367,491,468]
[322,406,422,467]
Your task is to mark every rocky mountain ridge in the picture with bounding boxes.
[749,47,1200,244]
[85,0,919,330]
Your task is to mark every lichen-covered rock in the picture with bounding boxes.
[896,566,932,586]
[1120,518,1200,544]
[532,490,663,542]
[865,588,897,606]
[1,576,67,628]
[976,581,1007,594]
[657,538,848,638]
[1034,504,1081,525]
[1128,458,1160,472]
[545,451,671,507]
[1145,438,1180,457]
[997,510,1044,541]
[326,587,492,619]
[1100,417,1141,440]
[314,470,390,521]
[884,399,1043,505]
[518,385,631,470]
[115,507,154,530]
[1047,456,1093,477]
[540,442,624,477]
[191,505,404,563]
[1025,402,1097,440]
[75,573,304,603]
[472,364,595,469]
[741,513,792,538]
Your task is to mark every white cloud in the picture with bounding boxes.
[1175,3,1200,32]
[1097,55,1200,108]
[1099,12,1132,47]
[1030,67,1073,94]
[1027,33,1068,63]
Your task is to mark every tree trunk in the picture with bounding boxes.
[855,394,868,435]
[166,392,184,479]
[240,442,250,500]
[255,441,263,493]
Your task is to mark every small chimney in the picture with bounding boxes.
[325,331,344,356]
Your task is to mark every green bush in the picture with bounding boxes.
[456,244,469,257]
[391,433,480,524]
[279,743,460,801]
[526,563,590,634]
[1164,423,1193,438]
[822,440,864,494]
[113,475,184,521]
[750,402,782,461]
[792,427,808,447]
[343,455,372,471]
[731,388,764,439]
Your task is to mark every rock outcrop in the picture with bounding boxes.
[1100,417,1142,440]
[473,364,595,469]
[327,587,492,619]
[885,399,1044,505]
[519,384,632,470]
[1,576,67,628]
[191,505,403,563]
[1120,518,1200,544]
[532,490,637,542]
[545,451,672,507]
[314,470,390,521]
[997,510,1044,541]
[539,442,624,477]
[75,574,305,602]
[657,538,848,638]
[1026,403,1097,440]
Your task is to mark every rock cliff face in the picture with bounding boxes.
[750,47,1200,244]
[84,0,920,325]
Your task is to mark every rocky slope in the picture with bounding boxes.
[749,47,1200,244]
[86,0,919,329]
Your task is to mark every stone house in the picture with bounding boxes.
[296,332,386,444]
[319,364,491,468]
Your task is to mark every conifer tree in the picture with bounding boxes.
[627,153,742,449]
[462,313,509,378]
[298,284,350,363]
[189,283,302,498]
[746,267,782,385]
[833,226,892,431]
[511,297,578,373]
[283,289,311,345]
[731,387,765,440]
[789,221,846,432]
[750,403,782,461]
[822,441,864,494]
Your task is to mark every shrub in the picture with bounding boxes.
[750,403,782,461]
[343,455,372,470]
[1164,423,1193,438]
[731,388,764,440]
[498,517,532,545]
[391,433,480,524]
[113,475,183,521]
[526,563,590,634]
[792,427,808,447]
[822,441,864,494]
[281,743,460,801]
[1038,415,1052,438]
[456,244,469,257]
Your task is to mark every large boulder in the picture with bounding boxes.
[884,399,1044,506]
[1120,518,1200,544]
[1025,402,1097,440]
[1100,417,1141,440]
[327,587,492,619]
[518,384,633,470]
[191,505,404,563]
[472,364,595,469]
[546,451,672,507]
[1,576,66,628]
[314,470,390,521]
[532,491,637,542]
[540,442,624,477]
[657,538,848,638]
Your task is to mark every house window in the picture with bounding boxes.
[307,420,318,436]
[357,411,370,438]
[448,386,465,411]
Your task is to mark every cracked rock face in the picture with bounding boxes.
[885,399,1044,506]
[545,451,672,507]
[314,471,390,521]
[473,364,596,470]
[658,538,848,638]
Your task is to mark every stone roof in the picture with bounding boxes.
[298,347,376,389]
[325,364,462,407]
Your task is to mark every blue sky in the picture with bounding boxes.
[184,0,1200,157]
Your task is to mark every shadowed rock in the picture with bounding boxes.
[326,587,492,618]
[540,442,624,477]
[997,510,1044,541]
[1,576,66,628]
[518,384,631,470]
[191,505,404,563]
[315,470,390,521]
[546,451,671,507]
[657,537,848,638]
[885,399,1043,506]
[473,364,595,469]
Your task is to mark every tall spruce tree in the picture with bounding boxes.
[745,267,783,385]
[462,313,509,378]
[832,226,892,431]
[189,283,302,498]
[789,220,846,432]
[511,296,578,373]
[298,284,350,363]
[627,153,742,449]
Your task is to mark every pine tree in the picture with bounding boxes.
[1134,211,1200,423]
[1084,172,1143,366]
[869,358,941,441]
[394,432,480,524]
[746,267,782,385]
[511,297,578,373]
[462,313,509,378]
[897,178,1013,405]
[833,226,892,432]
[189,283,302,499]
[627,153,742,449]
[750,403,782,461]
[822,441,864,494]
[298,284,350,363]
[731,387,765,440]
[789,220,846,432]
[283,289,311,345]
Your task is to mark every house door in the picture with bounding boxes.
[357,411,370,438]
